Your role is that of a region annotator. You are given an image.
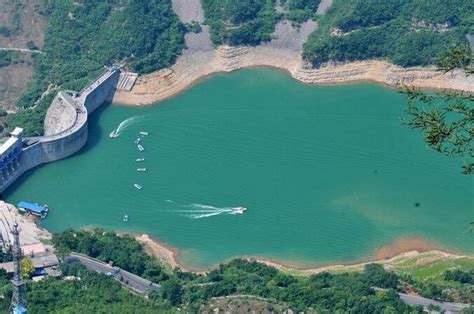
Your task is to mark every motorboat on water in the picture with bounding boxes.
[137,144,144,152]
[137,168,147,172]
[109,130,118,138]
[123,214,129,222]
[140,131,149,136]
[134,184,143,190]
[134,138,141,144]
[136,158,145,162]
[232,207,247,214]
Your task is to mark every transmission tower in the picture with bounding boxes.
[10,222,26,314]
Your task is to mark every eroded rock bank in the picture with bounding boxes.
[113,0,474,106]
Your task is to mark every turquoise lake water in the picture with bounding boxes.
[5,69,473,269]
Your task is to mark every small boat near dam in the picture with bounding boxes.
[136,158,145,162]
[137,144,144,152]
[134,184,143,190]
[140,131,149,136]
[137,168,147,172]
[109,130,118,138]
[134,138,141,144]
[123,214,129,222]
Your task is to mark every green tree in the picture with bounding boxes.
[161,278,183,306]
[21,257,34,278]
[402,46,473,175]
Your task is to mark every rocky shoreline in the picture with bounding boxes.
[113,51,474,107]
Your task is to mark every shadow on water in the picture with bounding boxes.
[2,102,111,199]
[2,167,39,200]
[74,102,109,157]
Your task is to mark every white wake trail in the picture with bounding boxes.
[110,115,147,137]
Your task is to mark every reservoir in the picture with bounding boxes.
[5,69,473,269]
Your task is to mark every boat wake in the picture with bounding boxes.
[110,115,146,138]
[163,202,245,219]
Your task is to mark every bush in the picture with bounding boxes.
[202,0,280,46]
[445,269,474,284]
[303,0,473,67]
[186,21,202,33]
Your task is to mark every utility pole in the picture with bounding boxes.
[10,222,26,314]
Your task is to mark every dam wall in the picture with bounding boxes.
[0,67,121,194]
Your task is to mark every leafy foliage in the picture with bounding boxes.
[445,269,474,285]
[26,263,176,313]
[21,257,34,279]
[303,0,474,67]
[0,50,21,68]
[402,46,473,175]
[280,0,320,23]
[202,0,280,46]
[52,229,170,283]
[7,91,57,136]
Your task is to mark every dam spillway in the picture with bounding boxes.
[0,67,121,194]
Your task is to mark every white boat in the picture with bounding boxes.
[137,168,147,172]
[109,130,118,138]
[137,144,144,152]
[134,138,141,144]
[123,215,129,222]
[134,184,143,190]
[136,158,145,162]
[232,207,247,214]
[140,131,149,136]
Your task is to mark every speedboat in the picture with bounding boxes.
[137,168,147,172]
[232,207,247,214]
[140,131,149,136]
[134,138,141,144]
[136,158,145,162]
[123,215,129,222]
[109,130,118,138]
[134,184,143,190]
[137,144,144,152]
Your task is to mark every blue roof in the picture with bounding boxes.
[17,201,46,214]
[13,305,27,314]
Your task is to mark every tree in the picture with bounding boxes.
[21,257,34,278]
[402,46,473,175]
[161,278,183,306]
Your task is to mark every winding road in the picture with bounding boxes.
[65,253,160,294]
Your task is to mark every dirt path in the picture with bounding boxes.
[0,47,42,54]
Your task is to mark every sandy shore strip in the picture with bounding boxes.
[134,233,473,275]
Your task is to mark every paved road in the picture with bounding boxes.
[373,288,470,313]
[0,47,42,54]
[65,253,160,294]
[398,293,470,313]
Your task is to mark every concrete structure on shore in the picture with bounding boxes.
[0,67,121,194]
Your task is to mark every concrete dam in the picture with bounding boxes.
[0,67,121,194]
